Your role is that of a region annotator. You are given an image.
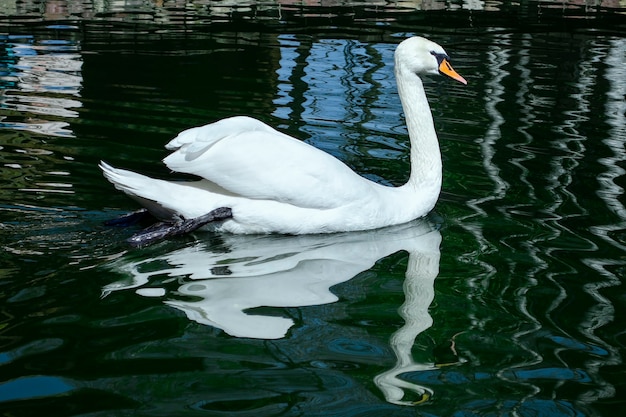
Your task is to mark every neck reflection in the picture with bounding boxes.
[105,219,443,405]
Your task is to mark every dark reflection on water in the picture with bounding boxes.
[1,1,626,416]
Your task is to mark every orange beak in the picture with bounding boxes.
[439,58,467,85]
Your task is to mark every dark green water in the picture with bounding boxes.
[1,1,626,416]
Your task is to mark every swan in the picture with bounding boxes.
[101,36,466,245]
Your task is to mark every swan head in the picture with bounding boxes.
[395,37,467,85]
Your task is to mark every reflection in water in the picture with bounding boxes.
[451,33,625,413]
[0,36,87,207]
[373,240,444,406]
[1,2,625,413]
[582,37,626,403]
[0,36,82,137]
[5,0,625,27]
[105,220,442,405]
[595,37,626,246]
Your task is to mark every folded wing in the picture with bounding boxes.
[163,116,376,210]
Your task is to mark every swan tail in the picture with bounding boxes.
[100,161,146,193]
[100,161,179,220]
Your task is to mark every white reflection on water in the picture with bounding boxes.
[0,38,82,137]
[582,37,626,403]
[104,219,442,405]
[594,37,626,244]
[373,233,445,406]
[453,34,625,411]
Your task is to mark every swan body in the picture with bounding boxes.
[101,36,466,238]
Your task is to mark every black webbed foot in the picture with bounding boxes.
[126,207,233,247]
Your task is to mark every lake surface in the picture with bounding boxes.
[1,1,626,416]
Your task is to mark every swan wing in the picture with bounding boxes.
[164,116,375,209]
[165,116,276,151]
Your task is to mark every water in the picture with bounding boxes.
[1,1,626,416]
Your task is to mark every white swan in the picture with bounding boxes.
[101,36,466,243]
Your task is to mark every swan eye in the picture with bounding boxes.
[430,51,449,65]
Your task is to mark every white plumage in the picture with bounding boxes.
[101,36,466,236]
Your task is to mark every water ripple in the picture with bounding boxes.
[1,6,625,415]
[1,37,82,137]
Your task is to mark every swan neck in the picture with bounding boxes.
[395,63,442,189]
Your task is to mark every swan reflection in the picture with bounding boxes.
[105,219,443,404]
